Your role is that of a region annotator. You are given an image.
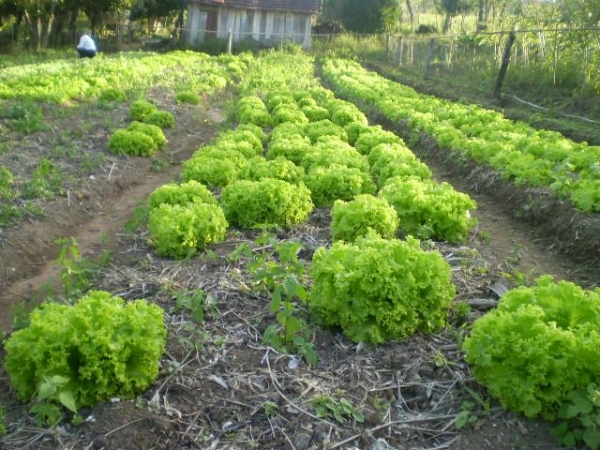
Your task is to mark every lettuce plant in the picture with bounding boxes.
[108,129,157,156]
[129,99,157,121]
[327,99,368,127]
[180,148,248,187]
[303,119,348,144]
[302,105,330,122]
[148,180,217,209]
[4,291,166,409]
[309,234,455,344]
[148,202,228,258]
[217,129,264,155]
[266,134,312,165]
[464,276,600,420]
[221,179,313,228]
[175,91,200,104]
[379,177,477,243]
[354,126,404,156]
[345,122,371,145]
[127,121,166,148]
[304,164,376,208]
[301,136,369,173]
[331,194,399,242]
[271,103,309,125]
[238,156,305,184]
[145,110,175,129]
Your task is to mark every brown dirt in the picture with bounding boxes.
[0,80,591,450]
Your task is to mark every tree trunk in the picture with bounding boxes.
[442,13,452,33]
[405,0,415,28]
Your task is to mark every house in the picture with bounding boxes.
[185,0,321,49]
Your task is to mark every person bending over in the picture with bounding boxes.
[77,32,97,58]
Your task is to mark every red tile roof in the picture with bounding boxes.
[189,0,321,14]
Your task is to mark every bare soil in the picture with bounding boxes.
[1,73,595,450]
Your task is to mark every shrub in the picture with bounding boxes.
[128,121,166,148]
[238,156,305,184]
[221,179,313,228]
[148,180,217,209]
[303,119,348,144]
[130,99,157,121]
[304,164,376,208]
[145,110,175,129]
[463,276,600,420]
[379,177,477,243]
[331,194,399,242]
[4,291,166,408]
[309,234,455,344]
[175,91,200,105]
[108,129,157,156]
[148,203,228,258]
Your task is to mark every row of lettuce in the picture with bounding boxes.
[3,51,599,449]
[321,59,600,214]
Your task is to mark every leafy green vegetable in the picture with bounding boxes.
[148,202,228,258]
[304,164,376,208]
[379,176,477,243]
[309,234,455,344]
[238,156,305,184]
[127,121,166,148]
[331,194,399,242]
[108,129,157,156]
[221,178,313,228]
[129,99,157,121]
[464,276,600,420]
[148,180,217,209]
[4,291,166,409]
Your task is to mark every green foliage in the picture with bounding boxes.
[148,180,217,210]
[266,134,311,165]
[129,99,158,121]
[236,123,268,144]
[379,177,477,243]
[331,194,399,242]
[238,156,305,184]
[148,202,228,258]
[463,276,600,420]
[180,149,247,188]
[271,103,309,126]
[354,126,403,155]
[172,288,209,323]
[1,100,45,134]
[345,121,371,145]
[369,143,432,187]
[327,99,368,127]
[21,158,64,199]
[4,291,166,413]
[312,394,365,424]
[303,119,348,143]
[237,95,272,127]
[302,104,330,122]
[127,121,166,148]
[98,88,127,103]
[145,110,175,129]
[301,136,369,173]
[552,384,600,450]
[175,91,200,105]
[108,129,157,156]
[304,164,376,208]
[217,129,264,155]
[221,179,313,228]
[309,234,455,344]
[246,235,317,364]
[0,404,6,435]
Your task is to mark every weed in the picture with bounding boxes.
[124,204,150,233]
[552,384,600,450]
[262,401,279,417]
[247,233,318,365]
[172,288,208,323]
[455,387,491,430]
[2,101,45,134]
[21,158,64,200]
[311,393,365,424]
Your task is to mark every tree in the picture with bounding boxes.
[129,0,182,33]
[341,0,401,33]
[438,0,473,32]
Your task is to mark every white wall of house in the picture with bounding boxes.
[185,5,314,49]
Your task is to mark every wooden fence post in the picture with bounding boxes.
[386,34,391,61]
[493,29,517,98]
[397,36,404,65]
[227,29,233,53]
[423,38,436,78]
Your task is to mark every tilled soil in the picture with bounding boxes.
[0,78,593,450]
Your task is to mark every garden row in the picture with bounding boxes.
[321,59,600,214]
[2,51,600,449]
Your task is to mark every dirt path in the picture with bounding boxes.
[0,107,226,332]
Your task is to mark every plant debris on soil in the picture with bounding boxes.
[1,65,596,450]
